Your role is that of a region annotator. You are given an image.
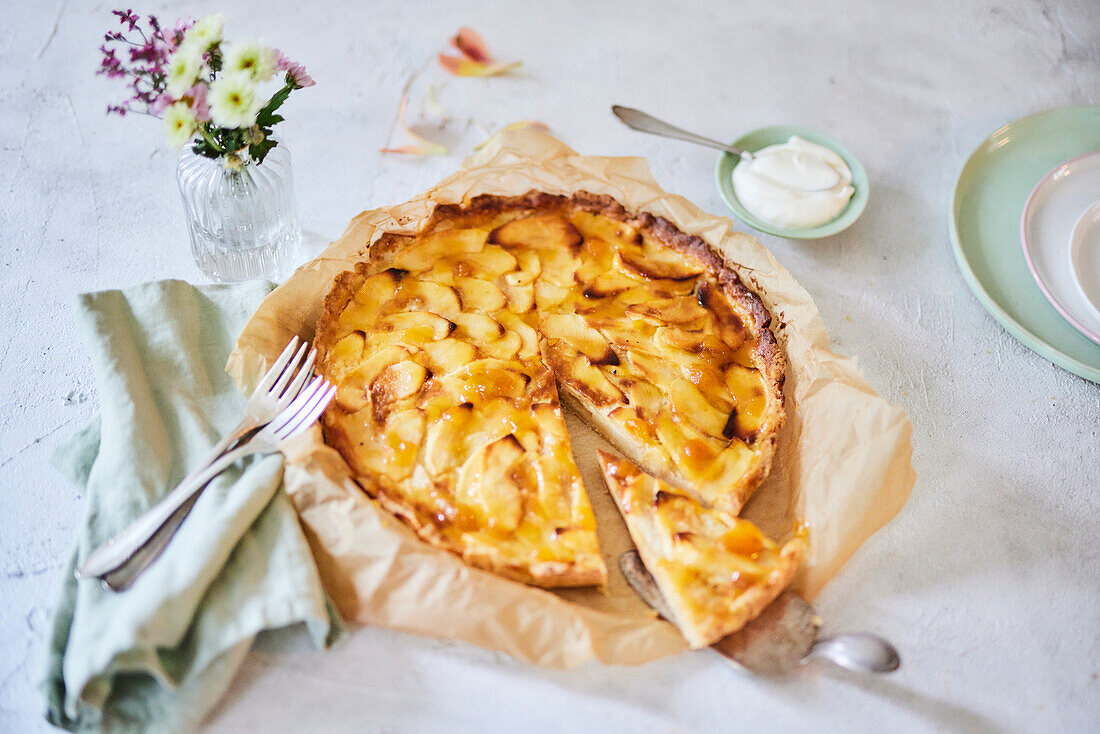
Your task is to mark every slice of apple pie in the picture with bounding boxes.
[315,191,786,588]
[598,451,805,648]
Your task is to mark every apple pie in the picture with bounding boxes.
[314,191,785,588]
[598,451,805,648]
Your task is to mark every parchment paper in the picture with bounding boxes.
[226,129,916,668]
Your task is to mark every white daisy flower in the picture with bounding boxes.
[183,14,224,50]
[165,45,203,97]
[163,102,198,148]
[222,41,277,82]
[208,72,259,128]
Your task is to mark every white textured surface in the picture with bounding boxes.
[2,1,1099,732]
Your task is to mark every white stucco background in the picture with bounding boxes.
[1,1,1097,732]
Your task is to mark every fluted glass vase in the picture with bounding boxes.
[176,143,301,282]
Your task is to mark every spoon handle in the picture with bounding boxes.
[612,106,747,157]
[809,633,901,673]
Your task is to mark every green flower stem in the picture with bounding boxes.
[198,125,225,156]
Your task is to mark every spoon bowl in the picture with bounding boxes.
[811,633,901,673]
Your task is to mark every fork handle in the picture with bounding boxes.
[77,441,256,582]
[100,489,203,591]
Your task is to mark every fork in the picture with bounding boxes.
[77,336,317,582]
[93,375,336,591]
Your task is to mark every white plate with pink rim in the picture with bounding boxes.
[1020,151,1100,346]
[1069,199,1100,322]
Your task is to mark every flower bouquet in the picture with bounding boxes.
[99,10,315,281]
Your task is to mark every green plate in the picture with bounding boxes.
[949,106,1100,384]
[714,126,869,239]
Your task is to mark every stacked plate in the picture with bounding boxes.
[1021,152,1100,346]
[950,106,1100,383]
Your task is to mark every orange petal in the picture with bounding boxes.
[439,53,520,77]
[380,142,447,156]
[451,27,493,63]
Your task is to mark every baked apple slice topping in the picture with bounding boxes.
[542,340,625,407]
[489,214,583,252]
[391,228,488,271]
[453,276,508,312]
[568,210,641,248]
[538,313,619,366]
[420,338,479,374]
[450,312,505,342]
[389,280,462,318]
[327,331,366,378]
[317,196,781,590]
[501,281,535,313]
[617,249,704,281]
[455,434,528,531]
[369,359,429,421]
[626,296,709,325]
[376,311,456,342]
[478,328,523,361]
[334,345,412,412]
[453,246,518,276]
[696,280,748,349]
[581,270,637,299]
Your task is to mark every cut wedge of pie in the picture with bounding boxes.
[314,191,786,588]
[598,451,805,648]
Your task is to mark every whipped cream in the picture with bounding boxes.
[732,136,855,230]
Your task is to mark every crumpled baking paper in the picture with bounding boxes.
[226,129,916,668]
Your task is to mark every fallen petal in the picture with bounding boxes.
[451,27,493,63]
[439,53,521,77]
[379,142,447,156]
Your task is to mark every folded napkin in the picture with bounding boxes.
[44,279,343,734]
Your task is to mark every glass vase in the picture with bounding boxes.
[176,143,301,282]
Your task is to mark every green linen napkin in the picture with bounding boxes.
[44,279,343,734]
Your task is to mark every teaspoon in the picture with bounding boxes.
[619,550,900,676]
[611,105,840,192]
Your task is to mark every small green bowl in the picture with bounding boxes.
[714,125,869,239]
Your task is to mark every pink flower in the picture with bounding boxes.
[97,45,127,79]
[150,93,172,116]
[166,17,194,51]
[101,10,190,118]
[112,9,138,32]
[275,50,315,89]
[185,83,210,122]
[128,41,159,64]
